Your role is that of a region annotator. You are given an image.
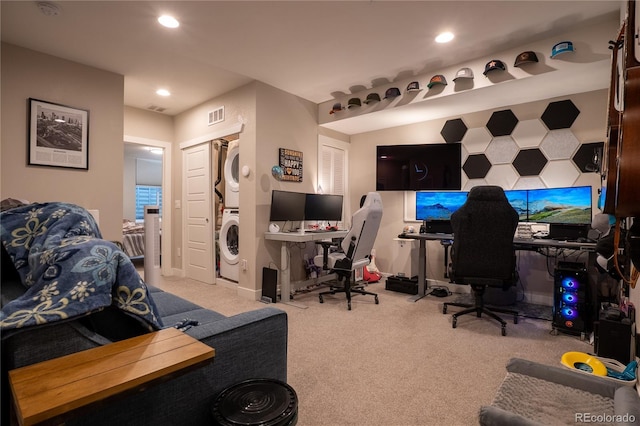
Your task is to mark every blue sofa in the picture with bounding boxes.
[1,246,288,425]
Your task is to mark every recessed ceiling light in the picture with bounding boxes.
[158,15,179,28]
[435,32,454,43]
[156,89,171,97]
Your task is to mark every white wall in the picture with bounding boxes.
[349,90,608,305]
[1,43,124,240]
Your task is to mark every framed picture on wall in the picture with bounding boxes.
[28,98,90,170]
[279,148,303,182]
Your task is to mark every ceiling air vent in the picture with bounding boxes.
[147,105,167,113]
[208,106,225,126]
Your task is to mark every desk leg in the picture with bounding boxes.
[279,242,308,309]
[409,239,429,302]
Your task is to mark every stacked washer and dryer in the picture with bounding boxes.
[219,140,240,282]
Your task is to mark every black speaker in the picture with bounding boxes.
[425,220,452,234]
[548,223,589,241]
[262,267,278,303]
[594,310,634,364]
[552,262,591,335]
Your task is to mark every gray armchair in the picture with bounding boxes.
[314,192,383,310]
[442,185,519,335]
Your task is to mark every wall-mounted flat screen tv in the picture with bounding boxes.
[269,190,306,222]
[376,143,461,191]
[527,186,592,224]
[415,191,468,221]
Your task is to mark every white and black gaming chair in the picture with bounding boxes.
[313,192,383,310]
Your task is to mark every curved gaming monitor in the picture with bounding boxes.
[527,186,592,225]
[415,191,468,221]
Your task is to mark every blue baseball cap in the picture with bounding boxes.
[551,41,574,58]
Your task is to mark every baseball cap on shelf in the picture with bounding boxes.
[363,93,381,104]
[384,87,401,99]
[483,59,506,75]
[347,97,361,108]
[427,74,447,88]
[329,102,343,114]
[406,81,421,92]
[514,51,539,67]
[453,67,474,81]
[551,41,574,58]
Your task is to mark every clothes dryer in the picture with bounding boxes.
[219,208,239,282]
[224,140,239,208]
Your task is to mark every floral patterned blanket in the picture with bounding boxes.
[1,202,162,333]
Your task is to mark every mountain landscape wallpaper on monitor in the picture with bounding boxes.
[504,189,528,221]
[415,191,469,221]
[526,186,592,224]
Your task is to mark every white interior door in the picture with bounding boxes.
[184,143,215,284]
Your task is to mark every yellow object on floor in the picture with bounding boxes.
[561,351,607,376]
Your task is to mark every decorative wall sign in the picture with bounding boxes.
[279,148,303,182]
[28,98,89,170]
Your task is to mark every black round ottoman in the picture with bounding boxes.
[211,379,298,426]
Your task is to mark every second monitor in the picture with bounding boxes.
[304,193,343,222]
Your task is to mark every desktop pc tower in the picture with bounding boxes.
[552,262,591,336]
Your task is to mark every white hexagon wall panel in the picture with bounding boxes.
[540,160,580,188]
[461,143,470,163]
[513,176,546,189]
[512,119,547,148]
[461,127,492,154]
[539,129,580,160]
[485,136,519,164]
[485,164,519,188]
[463,178,487,191]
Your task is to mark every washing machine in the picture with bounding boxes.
[224,140,239,208]
[219,208,239,282]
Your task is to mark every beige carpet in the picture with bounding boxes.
[149,274,593,426]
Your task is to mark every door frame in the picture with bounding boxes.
[179,122,244,277]
[124,135,173,277]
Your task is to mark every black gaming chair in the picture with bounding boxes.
[442,186,519,336]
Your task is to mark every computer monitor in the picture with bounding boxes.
[527,185,592,225]
[304,193,343,221]
[504,189,528,221]
[269,190,306,222]
[415,191,468,221]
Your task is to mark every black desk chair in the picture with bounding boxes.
[313,192,383,310]
[442,186,519,336]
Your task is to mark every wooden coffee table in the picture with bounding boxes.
[9,327,215,426]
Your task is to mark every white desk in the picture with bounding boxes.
[264,230,348,308]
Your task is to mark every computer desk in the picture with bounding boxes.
[264,230,348,308]
[397,232,597,302]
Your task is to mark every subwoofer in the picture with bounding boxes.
[552,262,591,336]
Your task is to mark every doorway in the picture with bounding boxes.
[123,137,172,277]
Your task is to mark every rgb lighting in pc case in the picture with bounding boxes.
[552,262,591,337]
